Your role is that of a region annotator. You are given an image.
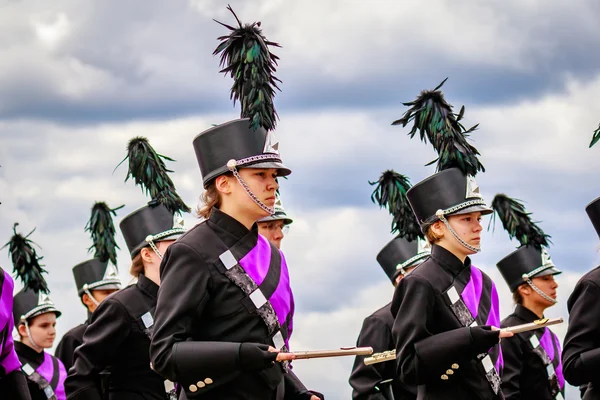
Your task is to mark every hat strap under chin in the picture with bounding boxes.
[436,211,481,253]
[522,276,557,304]
[82,285,100,307]
[227,162,275,216]
[24,320,42,351]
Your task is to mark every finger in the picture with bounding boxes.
[267,346,280,353]
[276,353,296,361]
[490,326,499,331]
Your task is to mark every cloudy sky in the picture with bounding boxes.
[1,0,600,398]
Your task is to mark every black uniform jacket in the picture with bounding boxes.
[391,245,503,400]
[563,266,600,399]
[15,341,66,400]
[500,305,564,399]
[55,318,88,373]
[65,274,167,400]
[350,303,416,400]
[150,209,316,400]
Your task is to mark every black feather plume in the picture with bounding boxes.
[85,202,124,266]
[369,170,422,241]
[590,123,600,148]
[118,137,190,215]
[2,223,49,293]
[392,78,484,176]
[213,5,281,131]
[490,194,550,249]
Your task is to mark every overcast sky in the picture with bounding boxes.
[1,1,600,399]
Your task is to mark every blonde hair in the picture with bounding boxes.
[425,223,443,244]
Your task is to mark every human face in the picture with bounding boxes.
[439,211,483,257]
[258,220,288,249]
[27,312,57,349]
[529,274,559,306]
[85,288,119,313]
[230,168,279,219]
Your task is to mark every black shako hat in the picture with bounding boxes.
[193,119,291,188]
[586,196,600,239]
[13,288,61,327]
[496,246,562,292]
[407,168,492,228]
[119,203,185,257]
[377,237,431,283]
[72,259,121,297]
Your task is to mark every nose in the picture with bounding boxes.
[473,219,483,233]
[267,176,279,191]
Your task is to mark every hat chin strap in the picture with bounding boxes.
[146,240,164,260]
[227,161,275,216]
[523,276,558,304]
[436,210,481,253]
[83,285,100,307]
[24,321,42,351]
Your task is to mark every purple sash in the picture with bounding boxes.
[0,270,21,375]
[539,327,565,393]
[35,353,67,400]
[238,235,295,344]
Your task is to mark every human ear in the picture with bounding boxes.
[17,323,27,337]
[430,220,445,237]
[215,175,231,194]
[140,247,153,264]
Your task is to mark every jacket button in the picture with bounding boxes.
[189,384,198,392]
[441,374,448,380]
[205,378,213,385]
[446,369,454,375]
[197,381,206,388]
[452,363,459,369]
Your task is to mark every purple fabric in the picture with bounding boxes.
[540,328,565,389]
[239,235,272,286]
[460,266,503,371]
[0,270,21,375]
[37,352,66,400]
[238,236,295,344]
[461,266,483,319]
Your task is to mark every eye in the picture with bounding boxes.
[464,217,471,222]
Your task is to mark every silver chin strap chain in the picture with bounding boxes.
[522,276,558,304]
[146,240,164,260]
[227,159,276,216]
[435,210,481,253]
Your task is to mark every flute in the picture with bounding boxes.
[364,317,564,366]
[282,346,373,360]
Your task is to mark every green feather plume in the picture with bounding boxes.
[369,170,422,241]
[85,202,124,266]
[590,123,600,148]
[490,194,550,249]
[213,5,281,131]
[2,223,49,293]
[392,78,484,176]
[118,137,190,215]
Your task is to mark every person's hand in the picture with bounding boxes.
[491,326,514,341]
[268,346,296,362]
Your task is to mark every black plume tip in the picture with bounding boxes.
[2,223,49,294]
[590,123,600,148]
[369,170,422,241]
[392,78,484,176]
[490,194,551,249]
[213,5,281,131]
[85,202,124,266]
[116,136,190,215]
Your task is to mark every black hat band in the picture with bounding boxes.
[83,278,122,291]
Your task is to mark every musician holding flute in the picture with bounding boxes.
[491,194,565,400]
[390,82,512,399]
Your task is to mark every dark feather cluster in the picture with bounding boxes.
[590,123,600,148]
[213,5,281,131]
[369,170,422,241]
[119,137,190,215]
[490,194,551,249]
[85,202,124,266]
[392,78,484,176]
[2,223,49,293]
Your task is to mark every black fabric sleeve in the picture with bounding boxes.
[499,335,524,399]
[392,275,499,385]
[349,315,391,399]
[55,331,79,373]
[0,369,32,400]
[563,279,600,386]
[150,241,278,393]
[65,299,131,400]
